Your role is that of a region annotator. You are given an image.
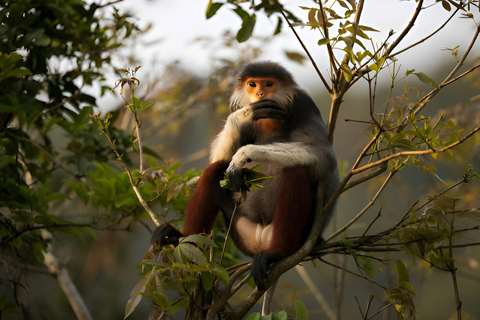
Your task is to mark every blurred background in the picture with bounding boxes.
[3,0,479,319]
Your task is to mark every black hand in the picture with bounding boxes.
[251,252,284,291]
[251,99,287,121]
[151,223,183,247]
[226,164,245,192]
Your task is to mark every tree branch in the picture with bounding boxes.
[3,129,79,179]
[352,126,480,175]
[273,0,332,93]
[389,8,460,58]
[41,230,92,320]
[101,129,162,226]
[326,170,395,242]
[385,0,424,57]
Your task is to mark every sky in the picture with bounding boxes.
[107,0,479,88]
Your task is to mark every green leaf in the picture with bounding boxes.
[45,192,71,203]
[361,257,375,278]
[396,260,408,283]
[182,234,217,247]
[317,38,330,46]
[237,14,256,43]
[295,300,308,320]
[0,155,15,170]
[246,313,261,320]
[209,261,229,284]
[396,260,415,295]
[414,72,439,89]
[285,51,306,64]
[273,16,282,35]
[174,243,207,264]
[206,1,223,19]
[63,180,89,205]
[270,311,288,319]
[233,6,249,20]
[358,25,380,33]
[12,236,22,249]
[201,272,213,291]
[124,276,149,319]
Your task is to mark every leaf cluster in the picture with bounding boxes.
[127,235,228,319]
[0,0,148,316]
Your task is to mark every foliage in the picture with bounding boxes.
[131,1,480,319]
[0,0,194,318]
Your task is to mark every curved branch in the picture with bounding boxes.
[206,264,251,320]
[343,163,387,193]
[101,130,162,226]
[318,0,338,76]
[319,257,387,290]
[3,129,79,179]
[352,126,480,175]
[326,170,395,242]
[273,0,332,94]
[385,0,424,57]
[389,7,460,58]
[414,28,480,116]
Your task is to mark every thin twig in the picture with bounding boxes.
[352,126,480,175]
[42,90,82,115]
[273,0,332,93]
[3,129,78,179]
[295,265,336,320]
[102,130,161,226]
[134,117,144,172]
[389,8,460,58]
[327,170,395,241]
[206,264,251,320]
[366,302,394,320]
[352,129,383,170]
[320,257,387,290]
[261,280,278,316]
[415,63,480,113]
[412,26,480,116]
[318,0,338,76]
[220,202,238,265]
[343,163,387,193]
[384,0,424,57]
[363,294,374,320]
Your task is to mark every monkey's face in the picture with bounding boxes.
[244,77,279,103]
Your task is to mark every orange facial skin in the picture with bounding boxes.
[244,77,279,103]
[243,77,285,134]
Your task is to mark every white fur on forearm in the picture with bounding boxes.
[228,142,328,173]
[210,108,252,163]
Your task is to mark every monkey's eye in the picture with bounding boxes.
[265,81,274,87]
[248,81,256,87]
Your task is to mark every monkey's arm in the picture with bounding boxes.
[210,103,289,163]
[229,142,326,168]
[210,108,254,163]
[226,142,334,190]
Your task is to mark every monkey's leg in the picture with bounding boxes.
[252,166,312,290]
[269,166,312,253]
[183,160,229,235]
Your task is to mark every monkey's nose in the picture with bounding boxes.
[256,92,264,97]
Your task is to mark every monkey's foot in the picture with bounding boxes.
[251,252,283,291]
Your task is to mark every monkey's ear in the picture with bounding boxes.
[237,77,244,82]
[283,75,292,82]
